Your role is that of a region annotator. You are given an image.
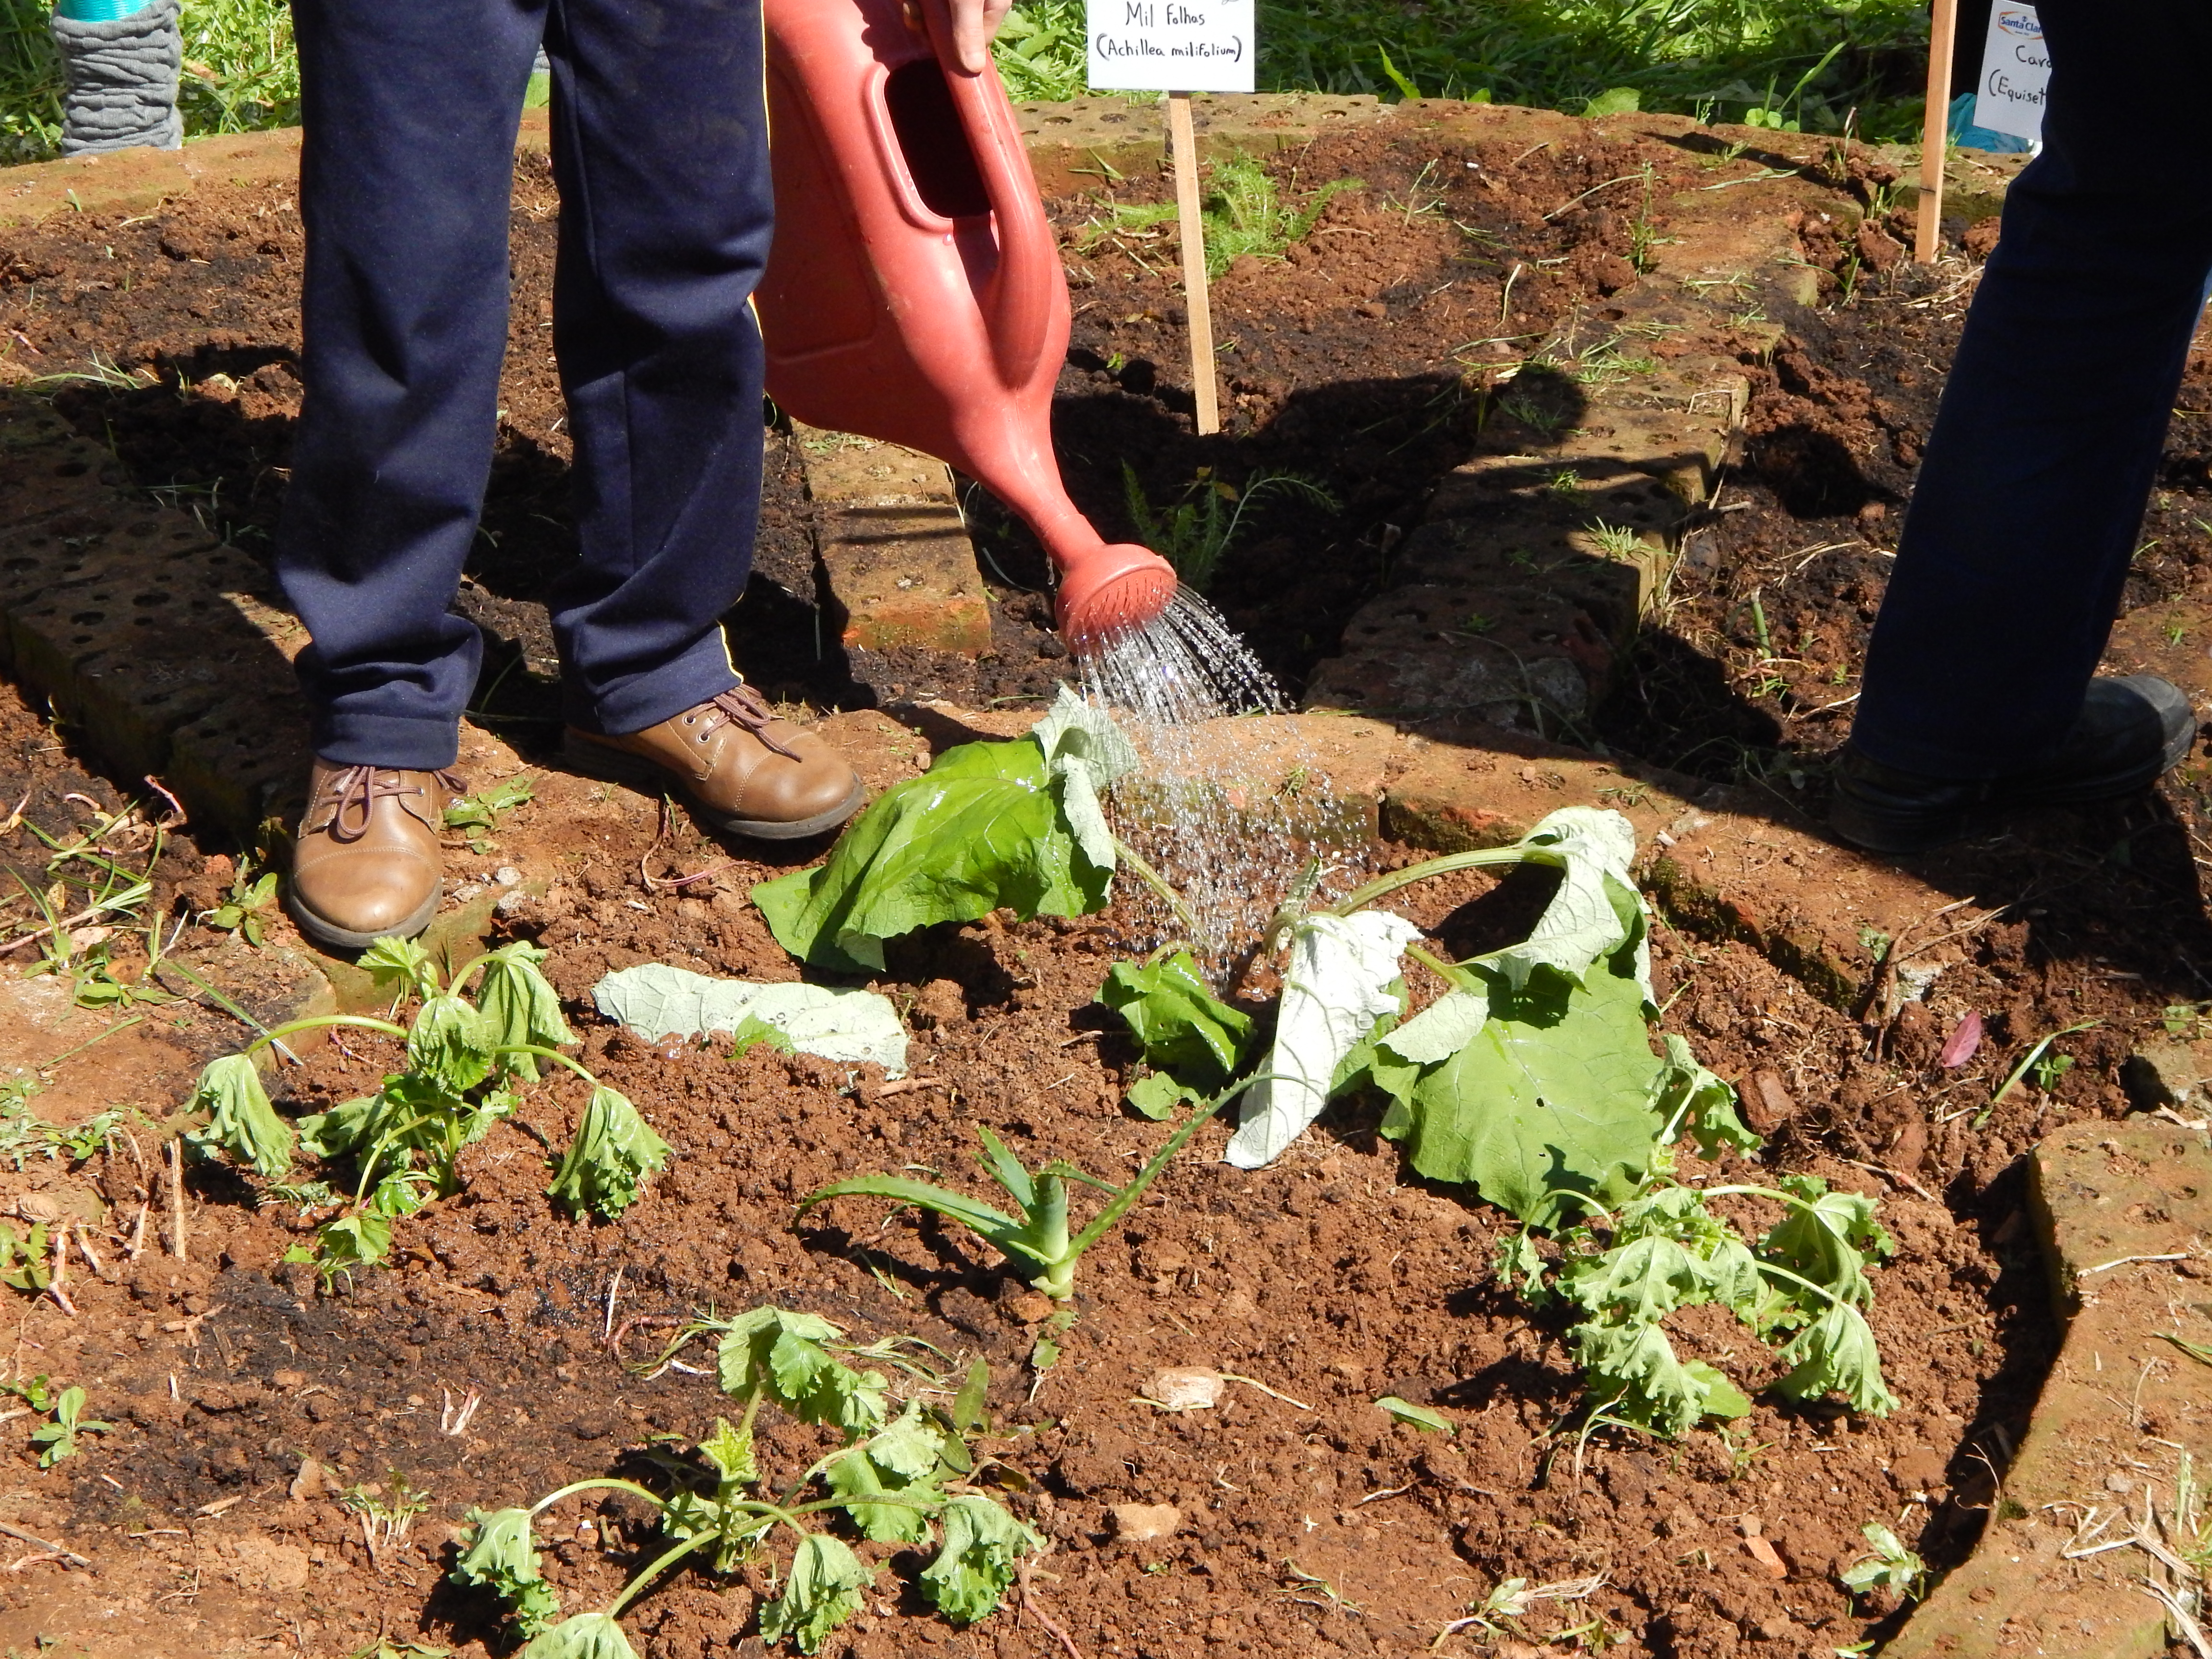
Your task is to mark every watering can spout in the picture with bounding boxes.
[1054,543,1182,650]
[756,0,1180,652]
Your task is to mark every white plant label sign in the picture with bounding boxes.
[1086,0,1254,93]
[1972,4,2047,143]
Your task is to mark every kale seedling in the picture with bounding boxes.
[1512,1158,1897,1435]
[202,869,279,948]
[799,1084,1238,1301]
[1839,1521,1927,1603]
[184,937,667,1271]
[29,1384,109,1467]
[442,774,535,855]
[454,1308,1041,1656]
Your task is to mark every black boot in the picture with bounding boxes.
[1831,674,2197,854]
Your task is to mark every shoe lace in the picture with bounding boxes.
[322,766,467,844]
[695,683,801,761]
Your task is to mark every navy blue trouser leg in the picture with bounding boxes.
[277,0,769,769]
[1850,0,2212,780]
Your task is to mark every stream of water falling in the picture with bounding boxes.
[1078,589,1370,975]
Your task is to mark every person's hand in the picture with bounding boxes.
[950,0,1013,73]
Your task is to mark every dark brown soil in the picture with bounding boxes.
[0,729,2054,1659]
[0,114,2201,1659]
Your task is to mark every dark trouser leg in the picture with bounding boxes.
[276,0,542,770]
[1850,0,2212,779]
[542,0,771,735]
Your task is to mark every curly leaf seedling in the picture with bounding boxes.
[181,939,665,1271]
[454,1307,1040,1655]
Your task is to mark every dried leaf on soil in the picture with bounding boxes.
[592,964,908,1075]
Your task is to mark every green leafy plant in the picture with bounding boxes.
[29,1384,109,1467]
[752,691,1137,972]
[1086,153,1363,278]
[202,869,279,947]
[1097,947,1253,1118]
[1839,1521,1926,1602]
[456,1309,1041,1656]
[799,1091,1238,1301]
[1741,41,1844,130]
[183,938,665,1271]
[0,1082,130,1175]
[0,1224,50,1295]
[1119,465,1336,592]
[990,0,1086,99]
[1513,1161,1896,1435]
[443,774,535,855]
[762,745,1889,1438]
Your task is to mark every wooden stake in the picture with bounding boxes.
[1916,0,1960,263]
[167,1138,187,1262]
[1167,91,1219,435]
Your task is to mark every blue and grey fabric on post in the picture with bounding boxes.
[49,0,182,156]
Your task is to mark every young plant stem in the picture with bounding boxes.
[1112,836,1202,940]
[244,1013,408,1056]
[603,1532,718,1620]
[1403,941,1472,987]
[530,1477,667,1517]
[1047,1080,1247,1296]
[1325,843,1558,918]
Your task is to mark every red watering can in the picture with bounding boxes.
[757,0,1178,650]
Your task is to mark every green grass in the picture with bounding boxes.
[1004,0,1928,141]
[1083,151,1362,277]
[0,0,1926,167]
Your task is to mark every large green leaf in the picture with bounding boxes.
[1097,950,1252,1085]
[1773,1300,1897,1414]
[1226,910,1418,1169]
[714,1309,890,1438]
[476,942,573,1082]
[753,738,1111,971]
[758,1534,873,1653]
[408,995,498,1094]
[1475,807,1647,994]
[182,1054,294,1178]
[825,1406,945,1544]
[1376,953,1663,1226]
[1030,686,1136,872]
[919,1494,1044,1625]
[519,1612,639,1659]
[1568,1317,1712,1438]
[544,1087,669,1219]
[452,1506,561,1637]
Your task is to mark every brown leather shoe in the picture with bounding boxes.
[562,684,864,840]
[287,762,457,952]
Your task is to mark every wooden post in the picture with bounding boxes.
[1916,0,1960,263]
[1167,91,1220,435]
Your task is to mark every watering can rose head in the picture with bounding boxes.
[1055,541,1181,650]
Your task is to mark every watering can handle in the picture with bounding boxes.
[914,0,1057,388]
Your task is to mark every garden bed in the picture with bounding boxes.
[0,106,2208,1658]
